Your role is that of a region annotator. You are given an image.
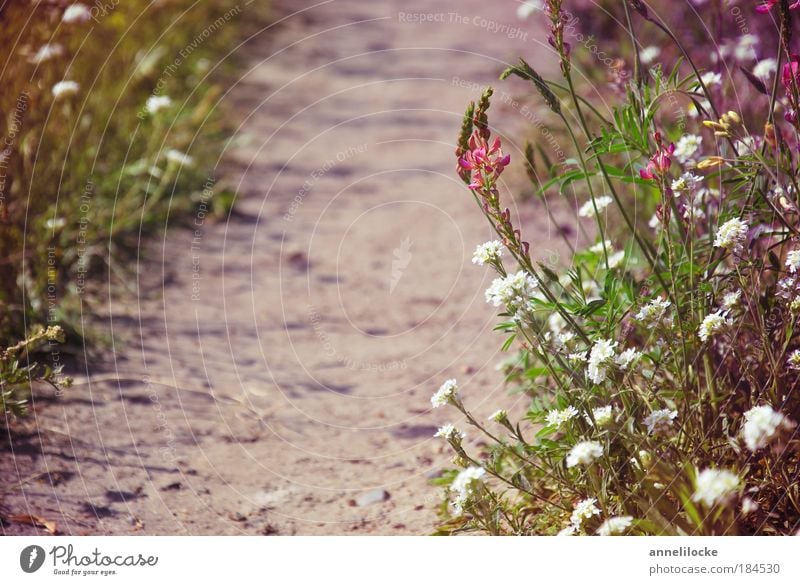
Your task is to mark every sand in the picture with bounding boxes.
[1,0,569,535]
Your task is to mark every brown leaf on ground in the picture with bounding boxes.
[8,514,57,534]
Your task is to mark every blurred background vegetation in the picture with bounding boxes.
[0,1,268,416]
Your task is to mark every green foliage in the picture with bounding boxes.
[0,1,261,343]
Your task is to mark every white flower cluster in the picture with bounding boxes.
[588,240,612,255]
[434,423,464,442]
[639,46,661,65]
[635,296,672,326]
[700,71,722,87]
[753,58,777,79]
[742,405,795,452]
[586,339,640,384]
[643,408,678,435]
[545,405,579,429]
[673,134,702,164]
[570,498,601,528]
[596,516,634,536]
[559,498,603,535]
[587,405,614,428]
[450,466,486,512]
[671,171,702,194]
[566,441,603,468]
[789,349,800,370]
[488,409,507,423]
[722,290,741,309]
[484,270,538,309]
[713,218,749,251]
[472,240,503,266]
[431,378,458,408]
[52,80,79,99]
[587,339,616,384]
[165,149,194,167]
[146,95,172,115]
[786,249,800,274]
[692,468,740,508]
[578,195,613,218]
[30,43,64,64]
[63,4,92,24]
[587,241,626,269]
[698,310,731,342]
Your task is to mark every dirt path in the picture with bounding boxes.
[2,0,561,535]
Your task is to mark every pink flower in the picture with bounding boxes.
[458,133,510,190]
[782,54,800,92]
[640,134,675,180]
[757,0,800,13]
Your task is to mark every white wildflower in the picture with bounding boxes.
[607,250,626,269]
[545,406,579,429]
[557,524,578,536]
[588,239,612,255]
[635,296,672,326]
[29,43,63,64]
[698,310,731,342]
[700,71,722,87]
[431,378,458,408]
[578,195,613,218]
[597,516,634,536]
[566,441,603,468]
[735,34,759,61]
[434,423,464,441]
[587,405,614,428]
[692,468,740,507]
[786,250,800,273]
[639,46,661,65]
[472,240,503,266]
[671,171,702,193]
[743,405,795,451]
[488,409,507,423]
[644,408,678,435]
[648,213,661,229]
[714,218,748,250]
[62,4,92,23]
[451,466,486,511]
[554,331,577,351]
[789,349,800,370]
[52,80,80,99]
[145,94,172,114]
[587,338,616,384]
[516,0,543,19]
[45,217,66,229]
[570,498,601,527]
[741,497,758,516]
[484,270,538,308]
[615,347,640,370]
[548,312,567,333]
[165,149,193,166]
[674,134,703,163]
[722,290,741,309]
[753,58,778,79]
[568,352,587,362]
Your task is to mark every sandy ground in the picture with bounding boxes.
[1,0,568,535]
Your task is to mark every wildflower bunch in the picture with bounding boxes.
[434,0,800,536]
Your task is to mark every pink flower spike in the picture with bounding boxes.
[782,55,800,92]
[640,139,673,180]
[757,0,800,12]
